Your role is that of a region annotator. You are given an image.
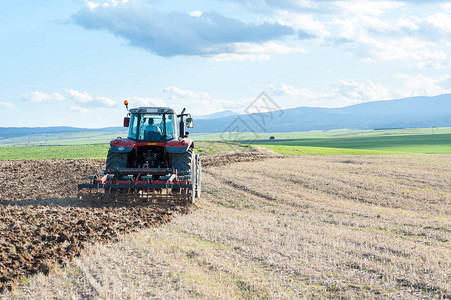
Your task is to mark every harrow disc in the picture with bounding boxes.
[77,186,194,206]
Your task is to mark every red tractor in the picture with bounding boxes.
[78,101,201,204]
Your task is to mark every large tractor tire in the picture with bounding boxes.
[105,149,129,171]
[195,154,202,198]
[103,150,130,199]
[172,148,196,204]
[171,148,194,173]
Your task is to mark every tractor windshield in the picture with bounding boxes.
[128,113,178,141]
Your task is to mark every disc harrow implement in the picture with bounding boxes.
[78,168,195,205]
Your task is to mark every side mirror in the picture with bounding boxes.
[186,117,194,128]
[124,117,130,127]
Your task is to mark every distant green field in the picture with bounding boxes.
[257,145,404,156]
[0,142,251,160]
[0,130,127,146]
[0,144,110,160]
[0,127,450,159]
[252,133,451,154]
[193,127,451,141]
[194,127,451,155]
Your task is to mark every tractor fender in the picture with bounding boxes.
[165,138,193,153]
[109,137,136,153]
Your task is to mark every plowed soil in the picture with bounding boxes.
[0,150,277,292]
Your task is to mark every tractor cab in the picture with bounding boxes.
[126,107,178,142]
[124,106,193,142]
[109,101,196,170]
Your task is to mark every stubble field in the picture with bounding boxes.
[1,153,450,299]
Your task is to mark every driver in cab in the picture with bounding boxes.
[144,118,162,140]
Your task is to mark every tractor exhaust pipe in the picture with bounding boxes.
[178,108,187,138]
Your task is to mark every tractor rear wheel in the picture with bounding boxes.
[106,150,129,171]
[171,148,194,173]
[195,154,202,198]
[105,150,130,198]
[172,148,196,204]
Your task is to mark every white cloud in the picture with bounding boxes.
[395,73,451,98]
[21,91,65,102]
[236,0,413,15]
[71,0,451,70]
[163,87,211,99]
[65,89,115,107]
[73,0,450,69]
[268,84,318,99]
[128,94,236,115]
[190,11,203,17]
[210,53,271,62]
[128,96,166,107]
[104,0,129,7]
[66,89,92,103]
[334,1,404,16]
[0,102,15,109]
[84,1,100,9]
[266,75,451,109]
[209,41,305,61]
[427,12,451,32]
[84,0,128,10]
[333,80,393,103]
[271,80,393,104]
[73,4,294,58]
[361,36,450,68]
[330,12,451,68]
[265,80,395,107]
[234,41,305,55]
[275,80,399,107]
[69,106,89,113]
[275,12,330,38]
[95,97,115,107]
[395,16,420,31]
[163,86,245,115]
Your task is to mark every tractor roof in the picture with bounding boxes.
[130,107,176,114]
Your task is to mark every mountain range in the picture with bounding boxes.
[191,94,451,133]
[0,126,124,139]
[0,94,450,139]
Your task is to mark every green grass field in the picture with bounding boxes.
[0,130,127,146]
[0,142,252,160]
[252,133,451,154]
[0,127,449,159]
[0,144,110,160]
[193,127,451,140]
[256,145,404,156]
[195,127,451,155]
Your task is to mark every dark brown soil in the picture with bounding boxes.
[0,150,277,292]
[0,159,104,201]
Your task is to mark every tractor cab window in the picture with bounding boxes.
[165,114,178,140]
[128,114,138,140]
[128,113,178,141]
[139,114,164,141]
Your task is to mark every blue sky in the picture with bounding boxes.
[1,0,450,128]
